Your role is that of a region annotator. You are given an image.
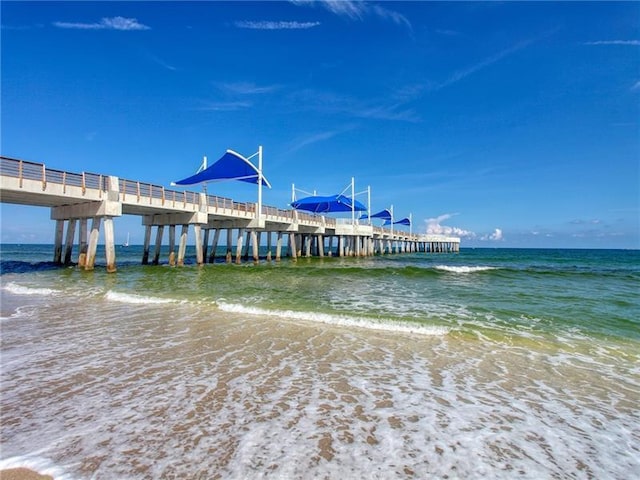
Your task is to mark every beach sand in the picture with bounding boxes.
[0,469,53,480]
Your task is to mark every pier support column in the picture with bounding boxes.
[202,229,210,263]
[85,217,101,271]
[251,230,259,264]
[266,232,272,262]
[289,233,297,261]
[209,228,220,263]
[53,220,64,264]
[78,218,88,267]
[177,225,188,266]
[63,219,77,265]
[153,225,164,265]
[226,229,233,263]
[317,235,324,258]
[168,225,176,266]
[194,225,204,266]
[142,224,152,265]
[104,217,116,273]
[296,234,302,258]
[304,235,311,258]
[276,232,282,262]
[235,229,244,264]
[243,230,251,261]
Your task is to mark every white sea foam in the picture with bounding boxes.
[435,265,497,273]
[1,295,637,480]
[104,290,184,305]
[2,282,58,296]
[216,301,450,336]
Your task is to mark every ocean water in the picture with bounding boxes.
[1,245,638,479]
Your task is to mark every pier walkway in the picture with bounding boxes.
[0,156,460,272]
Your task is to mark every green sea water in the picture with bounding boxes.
[1,246,639,478]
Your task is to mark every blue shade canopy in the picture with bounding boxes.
[383,217,411,226]
[361,208,392,221]
[173,150,271,187]
[291,194,367,213]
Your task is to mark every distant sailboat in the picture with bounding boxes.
[123,232,130,247]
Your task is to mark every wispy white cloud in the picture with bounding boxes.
[216,82,280,95]
[583,40,640,46]
[425,213,476,239]
[286,125,355,154]
[436,38,534,90]
[197,101,253,112]
[311,0,366,20]
[632,80,640,91]
[435,29,461,37]
[292,0,411,30]
[369,4,412,30]
[288,88,420,122]
[234,20,320,30]
[147,53,176,71]
[53,16,150,31]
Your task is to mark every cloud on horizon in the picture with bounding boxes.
[482,228,504,241]
[53,16,150,31]
[234,20,320,30]
[425,213,476,239]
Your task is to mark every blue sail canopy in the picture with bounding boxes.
[361,208,392,221]
[173,150,271,187]
[383,217,411,226]
[292,194,367,213]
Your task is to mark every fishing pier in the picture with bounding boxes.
[0,155,460,272]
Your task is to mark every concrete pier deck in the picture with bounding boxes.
[0,156,460,271]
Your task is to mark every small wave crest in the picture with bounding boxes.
[435,265,497,273]
[2,282,59,296]
[217,301,450,336]
[104,291,184,305]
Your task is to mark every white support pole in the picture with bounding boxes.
[257,145,263,224]
[292,183,295,203]
[390,204,394,239]
[409,213,413,236]
[367,186,371,225]
[351,176,355,226]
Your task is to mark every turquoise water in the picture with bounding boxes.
[1,245,639,478]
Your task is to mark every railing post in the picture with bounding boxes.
[41,164,47,191]
[18,160,23,188]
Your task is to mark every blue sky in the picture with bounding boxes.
[1,1,639,248]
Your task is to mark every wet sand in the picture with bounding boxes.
[0,469,53,480]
